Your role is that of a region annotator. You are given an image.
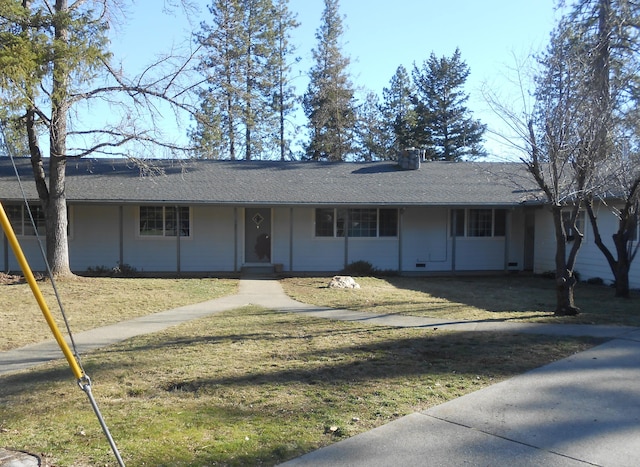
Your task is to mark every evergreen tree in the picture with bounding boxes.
[355,91,388,161]
[380,65,419,157]
[192,0,243,159]
[303,0,357,161]
[268,0,299,161]
[193,0,297,160]
[412,48,486,161]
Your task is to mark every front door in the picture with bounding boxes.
[245,208,271,263]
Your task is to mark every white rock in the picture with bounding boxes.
[328,275,361,289]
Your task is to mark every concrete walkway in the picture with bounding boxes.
[3,276,640,466]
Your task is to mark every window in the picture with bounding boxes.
[468,209,493,237]
[348,208,377,237]
[315,208,335,237]
[4,204,46,236]
[379,209,399,237]
[139,206,190,237]
[314,208,398,237]
[451,209,507,237]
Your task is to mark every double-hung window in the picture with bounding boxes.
[4,204,46,236]
[139,206,190,237]
[451,209,506,237]
[315,208,398,237]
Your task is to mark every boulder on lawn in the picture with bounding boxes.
[328,275,360,289]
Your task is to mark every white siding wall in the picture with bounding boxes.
[122,205,237,273]
[1,203,532,276]
[290,207,346,272]
[348,238,399,271]
[69,205,121,270]
[534,205,640,289]
[400,207,518,272]
[454,238,505,270]
[180,206,236,272]
[271,207,291,269]
[3,235,46,272]
[401,207,451,272]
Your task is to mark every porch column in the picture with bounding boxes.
[233,207,238,273]
[118,206,124,268]
[398,208,404,273]
[176,205,181,275]
[289,207,294,273]
[344,208,349,269]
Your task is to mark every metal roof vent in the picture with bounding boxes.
[397,148,424,170]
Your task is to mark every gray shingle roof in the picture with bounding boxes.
[0,158,541,206]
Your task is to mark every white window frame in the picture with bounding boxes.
[314,208,398,238]
[138,206,191,238]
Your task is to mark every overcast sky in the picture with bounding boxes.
[109,0,563,160]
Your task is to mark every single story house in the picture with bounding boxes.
[1,157,638,289]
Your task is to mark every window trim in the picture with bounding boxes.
[314,208,398,238]
[138,205,191,239]
[4,203,47,237]
[451,208,507,238]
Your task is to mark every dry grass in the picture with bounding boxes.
[1,276,238,351]
[0,306,599,466]
[281,275,640,326]
[1,274,632,465]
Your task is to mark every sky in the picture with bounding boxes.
[108,0,563,160]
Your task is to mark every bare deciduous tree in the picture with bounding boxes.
[0,0,200,276]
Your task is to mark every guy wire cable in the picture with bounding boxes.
[1,129,125,466]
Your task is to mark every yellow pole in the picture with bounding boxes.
[0,201,84,380]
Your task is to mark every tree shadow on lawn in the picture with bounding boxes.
[383,275,557,314]
[0,324,599,401]
[381,275,640,323]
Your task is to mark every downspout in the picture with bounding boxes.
[289,207,294,273]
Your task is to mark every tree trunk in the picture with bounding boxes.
[44,0,72,277]
[552,206,580,315]
[613,232,631,298]
[46,156,72,276]
[586,201,633,299]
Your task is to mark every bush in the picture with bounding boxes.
[586,277,604,285]
[340,260,377,276]
[86,263,138,277]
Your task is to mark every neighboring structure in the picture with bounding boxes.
[0,157,638,289]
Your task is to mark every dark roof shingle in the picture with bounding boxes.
[0,158,541,206]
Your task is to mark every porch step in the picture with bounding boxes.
[241,265,276,276]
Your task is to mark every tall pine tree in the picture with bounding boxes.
[381,65,419,157]
[269,0,299,161]
[303,0,357,161]
[355,91,388,161]
[193,0,297,160]
[412,48,486,161]
[192,0,243,159]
